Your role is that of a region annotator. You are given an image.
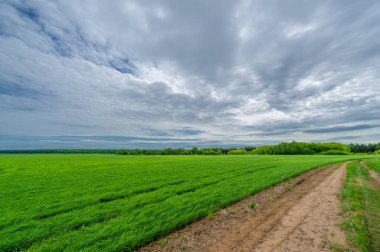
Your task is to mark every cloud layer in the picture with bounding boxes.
[1,0,379,148]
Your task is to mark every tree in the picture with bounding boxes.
[115,149,127,155]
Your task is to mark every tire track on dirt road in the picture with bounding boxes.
[250,162,348,252]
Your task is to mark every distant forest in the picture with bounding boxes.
[1,142,380,155]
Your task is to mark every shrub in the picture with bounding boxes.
[320,149,351,155]
[228,149,248,155]
[249,202,257,209]
[203,150,217,155]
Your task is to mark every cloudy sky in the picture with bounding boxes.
[1,0,380,149]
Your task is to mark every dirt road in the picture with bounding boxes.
[250,163,347,252]
[140,163,348,252]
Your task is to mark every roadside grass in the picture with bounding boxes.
[342,160,380,252]
[158,238,168,246]
[366,157,380,174]
[0,154,372,251]
[249,202,257,209]
[207,211,214,220]
[364,158,380,251]
[329,241,346,252]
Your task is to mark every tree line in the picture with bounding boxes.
[348,143,380,153]
[1,142,379,155]
[115,142,380,155]
[115,147,236,155]
[250,142,351,155]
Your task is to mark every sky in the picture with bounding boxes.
[0,0,380,149]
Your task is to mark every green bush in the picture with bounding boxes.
[321,149,351,155]
[202,150,218,155]
[228,149,248,155]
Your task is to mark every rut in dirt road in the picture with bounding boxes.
[140,163,348,252]
[208,163,347,252]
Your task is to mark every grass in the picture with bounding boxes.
[341,159,380,252]
[207,211,214,220]
[158,238,168,246]
[249,202,257,209]
[329,241,346,252]
[0,154,372,251]
[366,157,380,174]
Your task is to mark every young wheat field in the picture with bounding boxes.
[0,154,372,251]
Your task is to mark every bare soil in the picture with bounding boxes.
[251,163,347,252]
[140,162,349,252]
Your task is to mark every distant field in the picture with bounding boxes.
[0,154,372,251]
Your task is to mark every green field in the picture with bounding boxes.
[0,154,372,251]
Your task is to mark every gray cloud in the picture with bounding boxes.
[0,0,379,148]
[304,124,380,134]
[0,82,44,98]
